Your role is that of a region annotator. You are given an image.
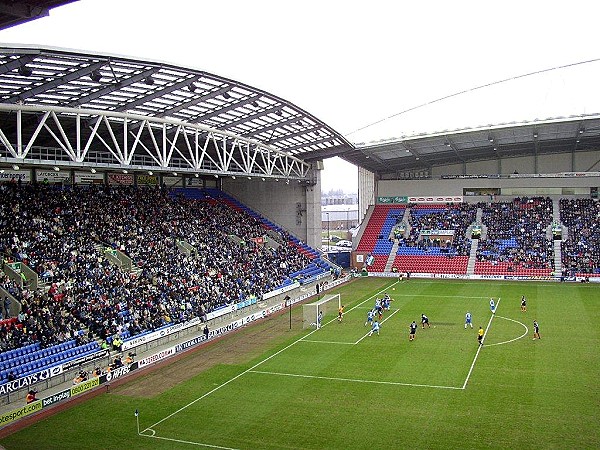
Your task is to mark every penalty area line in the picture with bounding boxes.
[248,369,462,390]
[300,339,355,345]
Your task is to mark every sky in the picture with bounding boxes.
[2,0,600,193]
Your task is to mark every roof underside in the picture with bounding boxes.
[342,117,600,175]
[0,1,77,31]
[0,45,353,160]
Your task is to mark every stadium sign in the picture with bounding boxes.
[0,366,63,395]
[0,400,42,426]
[70,377,100,396]
[0,169,30,183]
[122,317,203,351]
[74,171,104,184]
[136,174,158,186]
[407,196,463,203]
[61,349,109,372]
[262,281,300,300]
[41,389,71,408]
[175,334,208,353]
[100,362,138,383]
[138,348,175,368]
[107,173,134,185]
[36,169,71,184]
[377,196,408,204]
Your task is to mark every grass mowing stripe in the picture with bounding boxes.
[462,297,500,389]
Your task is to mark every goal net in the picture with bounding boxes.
[302,294,341,329]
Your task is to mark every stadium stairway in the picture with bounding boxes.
[553,240,562,274]
[384,240,400,272]
[466,239,478,275]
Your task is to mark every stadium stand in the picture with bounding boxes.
[560,198,600,277]
[475,197,553,276]
[0,183,327,385]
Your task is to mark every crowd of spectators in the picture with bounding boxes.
[395,204,477,255]
[0,183,312,353]
[560,198,600,274]
[477,197,553,270]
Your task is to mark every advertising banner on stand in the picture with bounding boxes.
[74,171,104,184]
[36,169,71,184]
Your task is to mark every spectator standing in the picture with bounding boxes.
[3,296,10,319]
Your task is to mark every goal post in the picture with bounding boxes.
[302,293,341,329]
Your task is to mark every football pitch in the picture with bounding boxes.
[1,277,599,450]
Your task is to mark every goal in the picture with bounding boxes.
[302,293,341,329]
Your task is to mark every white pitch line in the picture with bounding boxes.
[461,298,500,390]
[301,339,356,345]
[140,433,240,450]
[141,278,401,435]
[354,308,400,344]
[368,294,490,299]
[484,315,529,347]
[248,369,462,390]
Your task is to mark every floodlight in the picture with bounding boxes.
[18,65,32,77]
[90,70,102,82]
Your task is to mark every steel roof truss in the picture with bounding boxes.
[0,127,16,157]
[102,116,124,163]
[144,120,164,166]
[39,111,76,160]
[165,132,194,170]
[127,119,146,164]
[22,110,50,158]
[127,134,162,167]
[196,131,211,169]
[80,116,102,162]
[180,129,197,168]
[163,124,182,167]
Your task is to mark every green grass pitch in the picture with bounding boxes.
[1,277,599,449]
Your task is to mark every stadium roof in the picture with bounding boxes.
[339,115,600,176]
[0,45,353,159]
[1,45,599,179]
[0,1,77,31]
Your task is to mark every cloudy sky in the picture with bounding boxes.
[2,0,600,192]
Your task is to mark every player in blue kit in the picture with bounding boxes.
[364,309,375,327]
[374,298,383,320]
[489,298,496,314]
[368,320,380,336]
[465,311,473,329]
